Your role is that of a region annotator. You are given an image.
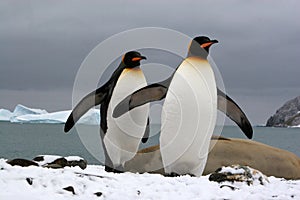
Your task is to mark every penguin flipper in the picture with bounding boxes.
[141,118,150,143]
[64,87,107,132]
[113,83,168,118]
[217,88,253,139]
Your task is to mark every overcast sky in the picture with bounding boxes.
[0,0,299,125]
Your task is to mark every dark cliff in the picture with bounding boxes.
[266,96,300,127]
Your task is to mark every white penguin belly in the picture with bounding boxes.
[160,57,217,176]
[105,68,149,167]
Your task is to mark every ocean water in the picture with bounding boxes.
[0,121,299,165]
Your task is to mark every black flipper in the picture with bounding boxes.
[112,83,168,118]
[141,118,150,143]
[217,88,253,139]
[64,86,107,132]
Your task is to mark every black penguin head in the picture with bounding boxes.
[188,36,218,57]
[193,36,218,53]
[122,51,147,68]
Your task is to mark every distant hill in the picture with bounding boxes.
[266,96,300,127]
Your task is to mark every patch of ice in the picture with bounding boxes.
[288,125,300,128]
[13,111,71,124]
[78,109,100,125]
[12,104,47,116]
[10,104,48,122]
[0,109,12,121]
[0,104,100,125]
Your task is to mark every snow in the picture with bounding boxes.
[290,125,300,128]
[0,104,99,125]
[219,166,245,174]
[0,159,299,200]
[65,156,85,162]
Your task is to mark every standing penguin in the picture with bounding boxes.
[159,36,218,176]
[113,37,253,176]
[64,51,149,172]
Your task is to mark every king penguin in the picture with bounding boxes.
[64,51,149,172]
[113,37,253,176]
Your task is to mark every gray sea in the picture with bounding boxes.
[0,121,299,164]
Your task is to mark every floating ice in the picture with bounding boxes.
[0,109,12,121]
[12,104,47,116]
[0,104,100,125]
[13,110,70,124]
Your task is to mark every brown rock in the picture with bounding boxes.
[7,158,38,167]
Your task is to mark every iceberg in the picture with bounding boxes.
[12,109,100,125]
[77,109,100,125]
[0,109,12,121]
[12,104,48,116]
[13,110,71,124]
[0,104,100,125]
[10,104,48,122]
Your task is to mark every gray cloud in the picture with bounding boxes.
[0,0,299,124]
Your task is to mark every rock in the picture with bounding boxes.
[219,185,239,190]
[33,155,87,169]
[63,186,75,195]
[7,158,39,167]
[26,177,33,185]
[266,96,300,127]
[32,156,44,162]
[94,192,103,197]
[33,155,66,168]
[43,157,68,169]
[209,165,269,185]
[65,156,87,170]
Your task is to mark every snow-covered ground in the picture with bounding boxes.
[0,104,99,124]
[0,158,299,200]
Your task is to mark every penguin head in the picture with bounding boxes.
[122,51,147,68]
[188,36,218,57]
[193,36,218,53]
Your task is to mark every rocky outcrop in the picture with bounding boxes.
[7,158,39,167]
[266,96,300,127]
[209,165,269,186]
[7,155,87,169]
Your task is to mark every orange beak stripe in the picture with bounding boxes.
[200,42,214,48]
[131,57,142,62]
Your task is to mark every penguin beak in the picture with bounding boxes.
[131,56,147,62]
[201,40,218,48]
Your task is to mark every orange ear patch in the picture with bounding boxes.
[132,57,142,62]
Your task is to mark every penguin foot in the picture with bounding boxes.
[165,172,181,177]
[165,172,195,177]
[104,165,124,173]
